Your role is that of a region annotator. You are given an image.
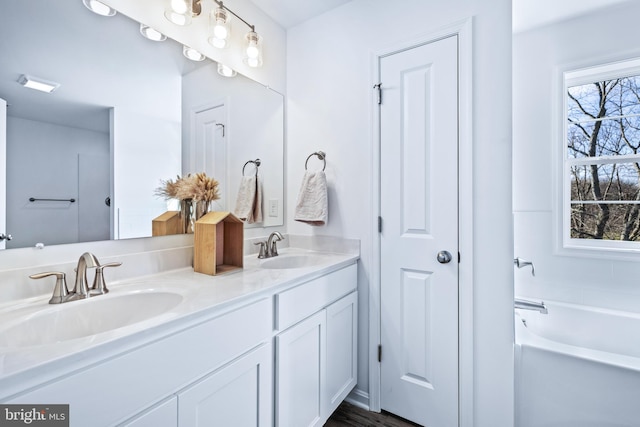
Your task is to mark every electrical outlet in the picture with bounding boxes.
[269,199,278,217]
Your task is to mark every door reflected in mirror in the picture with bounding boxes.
[0,0,284,250]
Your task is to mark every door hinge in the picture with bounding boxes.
[373,83,382,105]
[458,252,461,263]
[378,216,382,233]
[378,344,382,362]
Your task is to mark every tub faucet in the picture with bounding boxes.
[69,252,99,301]
[514,257,535,276]
[515,298,548,314]
[266,232,284,257]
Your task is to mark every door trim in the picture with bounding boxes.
[369,18,473,427]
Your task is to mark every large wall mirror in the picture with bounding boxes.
[0,0,284,250]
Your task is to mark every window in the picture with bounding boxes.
[563,58,640,251]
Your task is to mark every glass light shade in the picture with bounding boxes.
[170,0,190,14]
[140,24,166,41]
[82,0,116,16]
[183,46,205,61]
[217,63,237,77]
[243,31,263,68]
[208,8,230,49]
[165,0,192,25]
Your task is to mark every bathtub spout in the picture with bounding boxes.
[515,298,548,314]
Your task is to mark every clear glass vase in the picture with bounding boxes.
[179,199,193,234]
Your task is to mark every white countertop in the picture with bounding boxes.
[0,247,358,398]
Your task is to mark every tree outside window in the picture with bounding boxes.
[567,74,640,242]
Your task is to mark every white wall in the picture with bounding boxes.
[513,2,640,311]
[287,0,513,425]
[6,117,109,248]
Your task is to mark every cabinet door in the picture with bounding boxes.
[178,344,272,427]
[325,291,358,416]
[276,310,326,427]
[120,397,177,427]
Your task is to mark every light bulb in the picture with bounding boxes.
[246,45,259,59]
[82,0,116,16]
[170,0,189,14]
[217,63,237,77]
[140,24,166,41]
[183,46,205,61]
[213,24,228,40]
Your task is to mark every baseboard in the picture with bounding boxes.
[345,388,370,411]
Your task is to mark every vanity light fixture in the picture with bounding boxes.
[82,0,116,16]
[217,63,237,77]
[17,74,60,93]
[183,46,206,61]
[165,0,201,26]
[140,24,167,41]
[209,1,263,68]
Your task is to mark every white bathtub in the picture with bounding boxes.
[515,300,640,427]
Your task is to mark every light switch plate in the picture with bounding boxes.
[269,199,278,217]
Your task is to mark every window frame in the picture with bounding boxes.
[557,57,640,256]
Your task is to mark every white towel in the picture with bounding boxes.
[294,171,328,226]
[234,176,263,224]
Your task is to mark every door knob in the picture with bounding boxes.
[0,233,12,241]
[437,250,452,264]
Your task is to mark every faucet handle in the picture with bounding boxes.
[91,262,122,295]
[254,241,267,259]
[29,271,69,304]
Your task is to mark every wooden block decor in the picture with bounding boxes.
[194,211,244,275]
[152,211,182,236]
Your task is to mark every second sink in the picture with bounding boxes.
[259,254,325,269]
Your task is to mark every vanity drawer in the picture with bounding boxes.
[275,263,357,331]
[8,297,272,427]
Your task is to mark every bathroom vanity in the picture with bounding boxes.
[0,247,358,427]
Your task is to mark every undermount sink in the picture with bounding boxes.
[0,291,183,349]
[259,254,325,269]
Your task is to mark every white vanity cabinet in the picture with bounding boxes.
[274,264,358,427]
[7,298,272,427]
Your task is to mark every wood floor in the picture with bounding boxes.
[324,402,421,427]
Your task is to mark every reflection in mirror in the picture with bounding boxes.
[0,0,284,250]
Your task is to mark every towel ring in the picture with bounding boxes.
[305,151,326,171]
[242,159,261,176]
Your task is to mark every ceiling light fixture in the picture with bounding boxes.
[17,75,60,93]
[140,24,167,41]
[217,63,237,77]
[182,46,206,61]
[82,0,116,16]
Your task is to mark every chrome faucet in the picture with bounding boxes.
[266,232,284,257]
[68,252,99,301]
[514,298,548,314]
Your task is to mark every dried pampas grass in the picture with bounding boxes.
[155,173,220,203]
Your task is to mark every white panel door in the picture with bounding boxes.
[0,98,5,250]
[178,344,272,427]
[193,104,226,211]
[380,35,459,427]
